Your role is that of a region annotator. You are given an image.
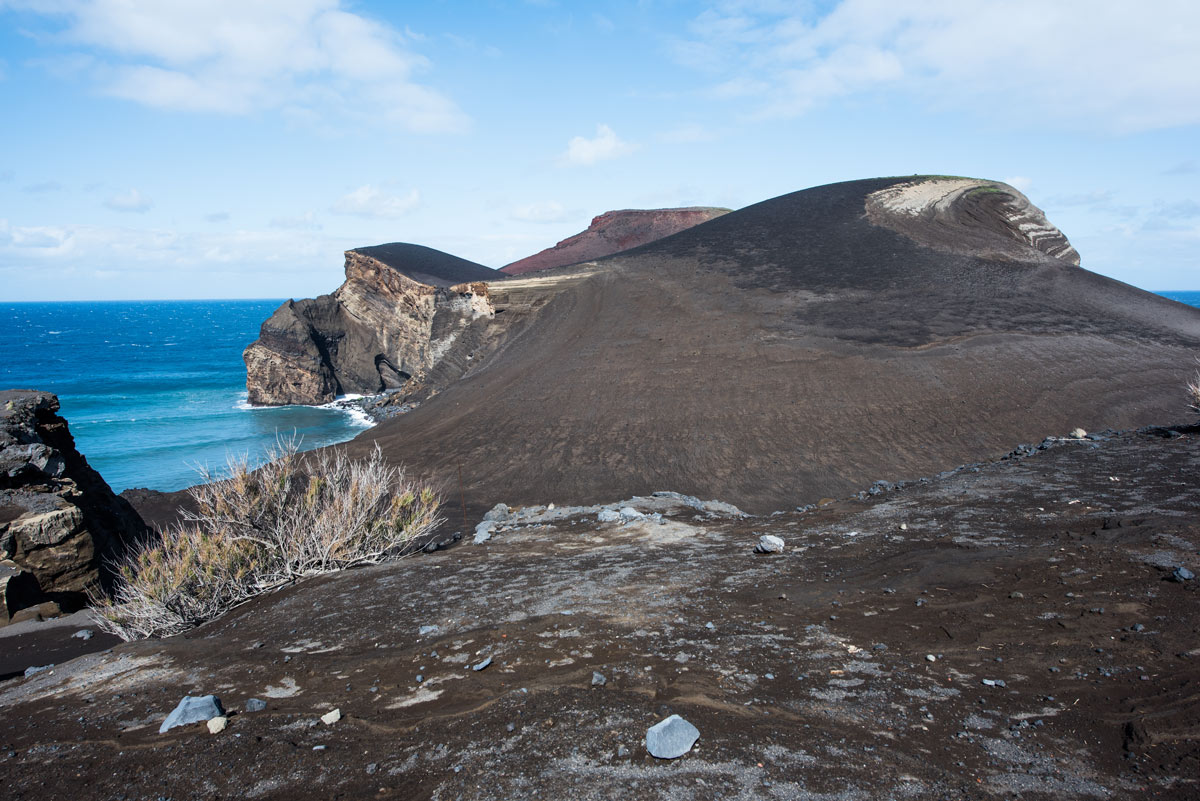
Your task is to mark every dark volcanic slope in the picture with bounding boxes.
[347,177,1200,513]
[350,242,499,287]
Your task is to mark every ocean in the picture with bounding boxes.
[1,300,372,494]
[2,292,1198,495]
[1158,290,1200,307]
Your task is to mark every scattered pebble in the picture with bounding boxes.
[591,671,606,687]
[981,679,1007,688]
[207,716,228,735]
[71,629,94,640]
[321,708,341,725]
[473,656,493,672]
[245,698,267,713]
[925,654,937,663]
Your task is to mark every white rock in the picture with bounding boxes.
[1070,428,1087,439]
[473,521,494,544]
[619,506,644,521]
[207,716,228,734]
[159,695,225,734]
[597,508,621,523]
[646,714,700,759]
[321,708,341,725]
[754,534,785,554]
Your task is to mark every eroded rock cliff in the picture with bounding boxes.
[499,207,730,276]
[865,177,1081,265]
[0,390,149,621]
[244,246,501,406]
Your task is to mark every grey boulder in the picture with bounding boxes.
[755,534,785,554]
[473,521,494,544]
[159,695,225,734]
[646,714,699,759]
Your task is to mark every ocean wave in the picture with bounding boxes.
[233,393,376,428]
[320,396,376,428]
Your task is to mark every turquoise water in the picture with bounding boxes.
[2,292,1196,494]
[0,300,372,493]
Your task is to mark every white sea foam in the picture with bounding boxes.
[320,395,375,428]
[233,391,375,428]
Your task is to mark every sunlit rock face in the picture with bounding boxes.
[244,246,500,407]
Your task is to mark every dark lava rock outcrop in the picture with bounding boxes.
[499,206,731,276]
[345,176,1200,513]
[244,245,501,406]
[0,391,148,620]
[2,424,1197,798]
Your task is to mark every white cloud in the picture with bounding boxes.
[104,188,152,212]
[204,211,230,223]
[561,124,637,166]
[8,0,467,133]
[330,185,419,219]
[0,217,338,267]
[509,201,570,223]
[0,217,367,298]
[676,1,1200,133]
[1003,176,1032,193]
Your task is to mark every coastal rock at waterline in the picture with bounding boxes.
[0,391,149,617]
[244,246,501,406]
[159,695,226,734]
[646,714,700,759]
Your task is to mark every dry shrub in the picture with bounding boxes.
[1189,362,1200,416]
[92,441,442,640]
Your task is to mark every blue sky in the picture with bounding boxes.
[1,0,1197,301]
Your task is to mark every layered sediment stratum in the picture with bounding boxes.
[0,391,148,621]
[244,245,501,406]
[499,207,730,276]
